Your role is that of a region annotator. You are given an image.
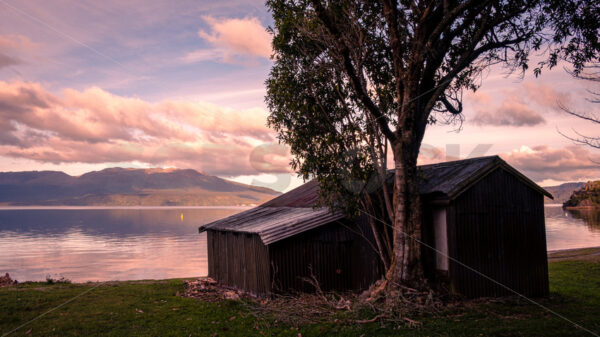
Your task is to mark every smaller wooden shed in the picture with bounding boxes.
[199,156,552,297]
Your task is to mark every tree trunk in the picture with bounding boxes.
[386,138,424,289]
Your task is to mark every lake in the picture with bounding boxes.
[0,206,599,282]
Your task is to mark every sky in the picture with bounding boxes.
[0,0,598,192]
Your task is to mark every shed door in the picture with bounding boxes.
[433,207,449,271]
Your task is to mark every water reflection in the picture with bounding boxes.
[0,208,245,282]
[545,206,600,250]
[566,209,600,232]
[0,206,599,282]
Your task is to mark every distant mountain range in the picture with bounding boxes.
[543,182,586,204]
[0,168,280,206]
[0,168,587,207]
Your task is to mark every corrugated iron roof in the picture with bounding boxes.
[199,156,552,244]
[260,179,320,207]
[198,206,344,245]
[417,156,552,199]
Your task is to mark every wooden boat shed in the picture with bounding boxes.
[199,156,552,297]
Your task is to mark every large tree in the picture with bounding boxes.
[265,0,600,293]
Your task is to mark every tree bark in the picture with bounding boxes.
[386,136,425,289]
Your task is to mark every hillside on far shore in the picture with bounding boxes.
[563,181,600,208]
[543,182,586,204]
[0,168,280,206]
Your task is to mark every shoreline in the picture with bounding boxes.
[547,245,600,253]
[0,205,254,210]
[6,247,599,285]
[563,206,600,210]
[547,246,600,261]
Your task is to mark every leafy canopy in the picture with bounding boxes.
[265,0,600,213]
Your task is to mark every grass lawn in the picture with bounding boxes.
[1,251,599,336]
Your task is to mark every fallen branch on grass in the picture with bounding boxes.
[356,314,385,324]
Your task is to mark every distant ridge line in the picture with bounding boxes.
[0,167,280,206]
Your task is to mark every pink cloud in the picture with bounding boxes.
[523,82,571,110]
[2,138,266,176]
[0,81,287,176]
[0,33,40,69]
[415,142,600,183]
[195,16,271,63]
[159,101,272,140]
[0,53,20,68]
[0,34,38,51]
[501,145,600,181]
[468,82,574,127]
[471,100,546,126]
[180,49,224,63]
[417,144,447,165]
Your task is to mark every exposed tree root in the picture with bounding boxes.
[182,276,448,328]
[364,278,388,302]
[355,313,385,324]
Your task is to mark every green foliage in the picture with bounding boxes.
[265,0,600,218]
[539,0,600,75]
[266,2,387,214]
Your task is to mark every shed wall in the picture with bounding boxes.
[268,217,383,293]
[447,168,549,297]
[207,230,271,295]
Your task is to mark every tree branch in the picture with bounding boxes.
[440,94,463,115]
[312,0,397,142]
[382,0,407,104]
[559,102,600,125]
[426,0,489,49]
[558,127,600,149]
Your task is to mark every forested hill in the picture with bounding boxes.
[563,181,600,208]
[543,182,586,204]
[0,168,280,206]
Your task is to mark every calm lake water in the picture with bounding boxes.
[0,205,599,282]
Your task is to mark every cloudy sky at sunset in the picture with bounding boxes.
[0,0,598,191]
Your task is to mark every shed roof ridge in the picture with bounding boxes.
[417,155,499,169]
[200,155,552,240]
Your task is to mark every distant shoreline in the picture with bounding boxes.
[5,247,599,284]
[563,206,600,210]
[546,204,600,209]
[0,203,574,209]
[547,246,600,262]
[0,205,254,210]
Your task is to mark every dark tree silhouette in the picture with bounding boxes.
[265,0,600,297]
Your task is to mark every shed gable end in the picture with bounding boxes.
[447,168,549,297]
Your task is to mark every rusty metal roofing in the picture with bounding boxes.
[199,156,552,244]
[260,179,320,207]
[417,156,553,199]
[198,206,344,245]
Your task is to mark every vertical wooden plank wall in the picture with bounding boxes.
[447,168,549,297]
[206,230,271,295]
[268,219,383,293]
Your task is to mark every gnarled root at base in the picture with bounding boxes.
[360,274,446,319]
[363,278,388,302]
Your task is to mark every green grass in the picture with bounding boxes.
[1,260,599,336]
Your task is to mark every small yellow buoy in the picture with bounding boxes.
[180,213,184,221]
